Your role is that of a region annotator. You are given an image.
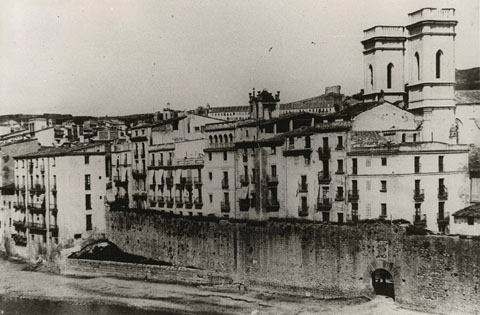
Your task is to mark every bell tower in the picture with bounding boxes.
[361,26,406,103]
[406,8,457,142]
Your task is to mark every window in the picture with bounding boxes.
[381,204,387,217]
[414,52,420,81]
[381,157,387,166]
[414,157,420,173]
[271,165,277,177]
[209,172,213,181]
[305,136,311,148]
[366,180,371,191]
[86,214,92,231]
[369,64,374,88]
[337,136,343,149]
[323,211,330,222]
[85,174,91,190]
[208,152,212,161]
[337,160,344,173]
[337,213,344,223]
[305,155,311,165]
[381,180,387,192]
[223,151,227,161]
[352,158,357,175]
[85,194,92,210]
[52,157,55,167]
[387,63,393,89]
[438,156,444,172]
[468,217,474,225]
[439,202,445,217]
[271,146,276,155]
[413,134,417,142]
[366,203,371,218]
[209,194,213,203]
[436,50,443,79]
[84,156,90,164]
[337,186,344,198]
[402,134,406,143]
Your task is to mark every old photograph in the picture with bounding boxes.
[0,0,479,314]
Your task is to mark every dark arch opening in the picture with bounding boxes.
[414,52,420,81]
[368,64,374,88]
[387,63,394,89]
[436,50,443,79]
[372,268,395,299]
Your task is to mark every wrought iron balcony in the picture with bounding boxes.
[266,175,278,186]
[158,196,165,206]
[318,172,331,184]
[335,192,345,201]
[193,177,202,186]
[185,198,193,208]
[413,189,425,202]
[13,202,26,210]
[438,187,448,200]
[348,189,359,201]
[221,201,230,212]
[240,175,249,186]
[27,203,45,212]
[175,196,183,207]
[413,213,427,227]
[165,196,174,207]
[221,179,229,189]
[437,212,450,225]
[298,183,308,193]
[265,199,280,212]
[132,169,147,179]
[194,197,203,209]
[13,220,26,229]
[316,198,332,211]
[298,206,309,217]
[318,147,331,159]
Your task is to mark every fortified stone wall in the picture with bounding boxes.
[106,209,480,315]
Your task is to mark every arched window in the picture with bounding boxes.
[214,135,218,143]
[209,135,213,144]
[224,134,228,143]
[229,134,233,142]
[402,134,406,143]
[369,65,374,88]
[219,135,223,143]
[387,63,394,89]
[414,52,420,81]
[436,50,443,79]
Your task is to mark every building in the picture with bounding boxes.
[207,106,250,121]
[13,143,108,256]
[279,86,344,115]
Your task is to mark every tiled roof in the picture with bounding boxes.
[350,131,388,147]
[280,94,342,110]
[455,90,480,104]
[208,106,249,113]
[326,101,379,119]
[452,204,480,218]
[14,142,105,159]
[135,116,187,131]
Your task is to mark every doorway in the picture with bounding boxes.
[371,268,395,299]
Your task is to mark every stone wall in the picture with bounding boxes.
[106,209,480,314]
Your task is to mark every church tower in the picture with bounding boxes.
[361,25,406,103]
[406,8,458,143]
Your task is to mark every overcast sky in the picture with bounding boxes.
[0,0,478,116]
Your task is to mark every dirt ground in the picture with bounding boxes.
[0,259,434,315]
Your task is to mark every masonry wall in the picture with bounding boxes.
[106,209,480,315]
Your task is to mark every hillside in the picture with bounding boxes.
[456,67,480,90]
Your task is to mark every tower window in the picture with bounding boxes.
[387,63,393,89]
[436,50,443,79]
[414,52,420,81]
[369,65,374,88]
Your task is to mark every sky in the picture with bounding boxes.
[0,0,478,116]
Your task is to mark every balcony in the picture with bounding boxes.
[438,187,448,200]
[221,201,230,212]
[149,198,157,208]
[240,175,249,186]
[166,159,173,166]
[50,204,58,214]
[165,177,174,187]
[28,203,45,212]
[413,189,425,202]
[175,196,183,207]
[165,197,174,207]
[335,145,344,151]
[113,176,128,188]
[107,196,129,209]
[298,183,308,193]
[13,220,26,229]
[12,234,27,246]
[348,189,359,201]
[317,147,331,159]
[283,146,312,157]
[221,179,229,189]
[132,191,148,199]
[184,177,193,188]
[266,175,278,186]
[265,199,280,212]
[318,172,331,184]
[26,222,47,231]
[239,198,250,211]
[158,196,165,206]
[242,155,248,163]
[335,192,345,201]
[413,214,427,227]
[176,178,186,188]
[194,197,203,209]
[13,202,26,211]
[437,212,450,225]
[316,198,332,211]
[193,177,202,187]
[28,163,34,174]
[132,169,147,179]
[32,184,45,193]
[335,170,345,175]
[298,206,309,217]
[184,198,193,209]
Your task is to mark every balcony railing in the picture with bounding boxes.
[13,202,26,210]
[175,196,183,207]
[438,187,448,200]
[316,198,332,211]
[413,214,427,227]
[348,189,359,201]
[413,189,425,202]
[13,220,26,228]
[193,177,202,186]
[184,177,193,187]
[27,203,45,211]
[298,206,309,217]
[318,172,331,184]
[221,179,229,189]
[266,175,278,186]
[194,197,203,208]
[184,198,193,208]
[298,183,308,193]
[221,201,230,212]
[437,212,450,225]
[158,196,165,206]
[318,147,330,160]
[165,196,174,207]
[166,159,173,166]
[165,177,174,186]
[335,145,344,151]
[335,192,345,201]
[132,169,147,179]
[265,199,280,212]
[240,175,249,186]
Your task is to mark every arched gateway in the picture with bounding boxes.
[371,268,395,299]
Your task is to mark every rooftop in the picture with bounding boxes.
[455,90,480,105]
[452,204,480,218]
[14,142,106,159]
[280,93,342,110]
[208,106,249,113]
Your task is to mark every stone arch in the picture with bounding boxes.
[371,268,395,299]
[366,259,400,300]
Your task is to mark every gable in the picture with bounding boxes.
[352,103,417,131]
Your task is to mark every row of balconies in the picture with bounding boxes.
[13,220,58,232]
[133,151,146,159]
[414,188,448,202]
